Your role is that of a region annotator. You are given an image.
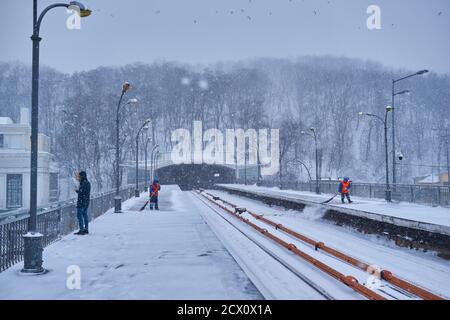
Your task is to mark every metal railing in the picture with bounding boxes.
[235,179,450,208]
[0,184,144,273]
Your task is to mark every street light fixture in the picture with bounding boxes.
[114,83,137,213]
[394,90,410,97]
[135,119,151,197]
[416,70,429,76]
[359,105,393,202]
[23,0,91,274]
[391,69,428,189]
[69,1,92,17]
[300,128,320,194]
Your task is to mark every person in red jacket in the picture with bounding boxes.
[338,177,353,204]
[149,178,161,210]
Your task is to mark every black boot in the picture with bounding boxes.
[74,230,84,235]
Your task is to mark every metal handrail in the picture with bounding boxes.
[0,183,145,272]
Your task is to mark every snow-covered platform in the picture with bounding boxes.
[0,185,262,300]
[216,184,450,258]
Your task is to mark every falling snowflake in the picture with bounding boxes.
[181,77,191,86]
[198,79,209,90]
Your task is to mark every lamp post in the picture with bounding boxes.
[150,144,159,185]
[135,120,151,197]
[151,149,160,184]
[152,150,161,182]
[447,133,450,192]
[144,137,151,191]
[114,86,137,212]
[391,69,428,189]
[358,106,393,202]
[23,0,91,274]
[432,128,450,193]
[301,127,320,194]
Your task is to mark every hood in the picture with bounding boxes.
[79,171,87,181]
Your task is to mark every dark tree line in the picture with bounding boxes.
[1,56,449,196]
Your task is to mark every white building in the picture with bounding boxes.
[0,108,59,212]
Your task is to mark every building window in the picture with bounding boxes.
[7,174,22,209]
[0,134,4,148]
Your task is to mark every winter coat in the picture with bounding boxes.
[150,182,161,200]
[76,172,91,208]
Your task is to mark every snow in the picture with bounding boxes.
[0,117,13,125]
[207,189,450,299]
[416,175,443,184]
[217,184,450,231]
[0,186,261,300]
[2,184,448,300]
[23,232,43,238]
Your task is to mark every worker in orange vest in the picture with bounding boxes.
[149,178,161,210]
[338,177,353,204]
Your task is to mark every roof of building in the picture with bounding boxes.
[0,117,14,125]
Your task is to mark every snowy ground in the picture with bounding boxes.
[0,186,262,300]
[218,184,450,229]
[3,184,448,300]
[207,189,450,299]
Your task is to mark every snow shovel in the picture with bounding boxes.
[321,193,338,204]
[141,190,157,211]
[140,200,149,211]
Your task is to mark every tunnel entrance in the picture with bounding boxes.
[156,164,236,190]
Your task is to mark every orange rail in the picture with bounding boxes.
[197,191,386,300]
[204,192,444,300]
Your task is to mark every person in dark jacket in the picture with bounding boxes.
[338,177,353,204]
[75,171,91,235]
[149,178,161,210]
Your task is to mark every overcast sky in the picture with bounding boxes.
[1,0,449,74]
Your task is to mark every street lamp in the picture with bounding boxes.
[432,128,450,193]
[359,105,393,201]
[144,137,152,191]
[114,83,138,212]
[301,127,320,194]
[23,0,91,274]
[391,70,428,188]
[150,145,160,183]
[150,144,159,184]
[153,150,161,181]
[135,120,151,197]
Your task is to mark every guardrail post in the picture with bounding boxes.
[438,188,441,207]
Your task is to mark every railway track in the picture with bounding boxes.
[192,190,335,300]
[192,190,445,300]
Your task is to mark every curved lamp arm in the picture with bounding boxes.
[35,1,91,36]
[35,4,69,35]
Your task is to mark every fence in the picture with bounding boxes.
[0,184,144,273]
[236,179,450,208]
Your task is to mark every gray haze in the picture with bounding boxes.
[1,0,449,73]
